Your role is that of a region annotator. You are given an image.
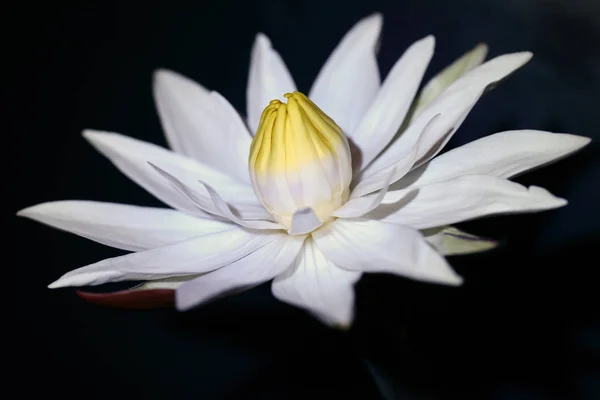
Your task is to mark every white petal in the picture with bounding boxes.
[374,175,567,230]
[365,52,532,176]
[153,70,252,183]
[352,35,435,171]
[247,34,296,134]
[176,234,306,310]
[150,164,283,230]
[334,168,395,218]
[17,201,232,252]
[351,114,439,198]
[313,219,462,285]
[309,13,382,134]
[84,130,259,216]
[396,130,592,189]
[48,228,274,288]
[289,208,323,235]
[411,43,488,119]
[272,238,361,328]
[423,226,498,256]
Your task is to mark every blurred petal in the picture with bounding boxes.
[411,43,488,119]
[352,35,435,170]
[176,234,306,310]
[423,226,498,256]
[153,70,252,183]
[272,238,361,328]
[309,13,382,134]
[374,175,567,230]
[365,52,532,175]
[17,200,232,251]
[48,228,274,288]
[247,34,296,134]
[313,219,463,285]
[396,130,592,189]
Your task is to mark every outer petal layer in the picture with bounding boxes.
[365,52,533,176]
[313,219,463,285]
[17,201,232,251]
[374,175,567,229]
[48,228,275,288]
[352,35,435,171]
[176,234,306,310]
[153,70,252,183]
[309,13,382,134]
[83,130,261,216]
[396,130,591,189]
[150,164,282,230]
[411,43,488,119]
[272,238,361,328]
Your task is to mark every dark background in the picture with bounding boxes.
[8,0,600,398]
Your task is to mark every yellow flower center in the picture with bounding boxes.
[249,92,352,232]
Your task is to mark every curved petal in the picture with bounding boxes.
[423,226,498,256]
[247,33,296,134]
[396,130,592,189]
[176,234,306,310]
[153,70,252,183]
[309,13,382,134]
[83,130,259,216]
[411,43,488,119]
[351,114,439,197]
[150,164,283,230]
[334,168,395,218]
[352,35,435,171]
[313,219,462,285]
[272,238,361,328]
[289,208,323,235]
[373,175,567,230]
[48,228,275,288]
[365,52,533,176]
[17,200,232,251]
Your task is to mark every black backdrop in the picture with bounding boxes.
[9,0,600,398]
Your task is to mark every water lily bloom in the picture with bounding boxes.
[18,14,590,328]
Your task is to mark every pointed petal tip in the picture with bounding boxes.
[423,34,436,46]
[48,280,63,289]
[514,51,533,64]
[15,206,33,218]
[576,135,593,147]
[16,202,57,218]
[447,273,464,286]
[254,32,271,47]
[528,186,568,208]
[81,129,107,142]
[152,68,178,88]
[362,12,383,29]
[491,51,533,68]
[174,290,197,312]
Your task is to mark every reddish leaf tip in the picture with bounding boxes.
[76,288,176,309]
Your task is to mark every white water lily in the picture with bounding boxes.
[18,14,590,328]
